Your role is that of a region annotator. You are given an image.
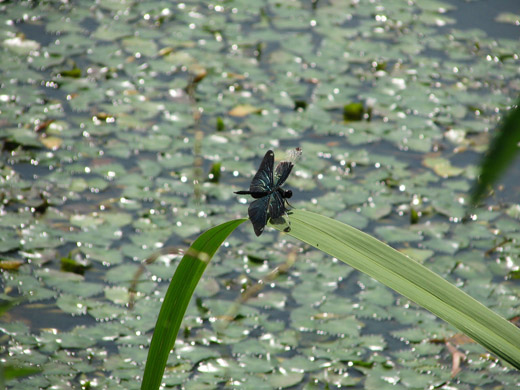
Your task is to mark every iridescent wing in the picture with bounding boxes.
[249,150,274,193]
[274,161,293,187]
[268,190,287,219]
[248,195,270,236]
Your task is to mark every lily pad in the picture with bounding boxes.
[3,36,40,55]
[375,226,423,243]
[423,157,464,178]
[56,294,88,316]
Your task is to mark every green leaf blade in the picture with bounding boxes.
[141,218,246,390]
[471,97,520,205]
[279,209,520,368]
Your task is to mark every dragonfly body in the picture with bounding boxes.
[235,150,295,236]
[235,188,292,199]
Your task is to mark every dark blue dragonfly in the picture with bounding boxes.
[235,150,296,236]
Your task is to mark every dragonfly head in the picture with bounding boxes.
[282,189,292,199]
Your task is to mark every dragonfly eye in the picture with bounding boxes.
[284,190,293,198]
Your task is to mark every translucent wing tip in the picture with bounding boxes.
[286,147,302,163]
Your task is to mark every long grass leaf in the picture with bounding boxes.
[141,218,246,390]
[274,209,520,368]
[471,97,520,205]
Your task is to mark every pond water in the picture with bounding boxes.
[1,0,519,389]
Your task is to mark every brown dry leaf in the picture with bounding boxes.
[225,72,246,80]
[304,77,319,84]
[158,47,174,56]
[509,315,520,327]
[94,112,114,121]
[124,89,138,96]
[190,64,207,83]
[35,119,55,132]
[40,136,62,150]
[447,333,474,345]
[0,260,24,270]
[228,104,260,117]
[453,145,468,154]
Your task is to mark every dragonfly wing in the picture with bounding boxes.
[250,150,274,193]
[248,196,270,236]
[268,190,287,219]
[274,161,294,187]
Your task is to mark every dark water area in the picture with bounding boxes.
[446,0,520,38]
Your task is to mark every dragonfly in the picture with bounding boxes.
[235,149,300,236]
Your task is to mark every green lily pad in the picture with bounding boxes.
[423,157,464,178]
[56,294,88,316]
[375,226,423,243]
[105,286,130,305]
[3,36,40,55]
[268,370,304,388]
[70,214,104,228]
[495,12,520,25]
[121,37,158,57]
[422,238,462,255]
[399,248,434,263]
[361,203,392,220]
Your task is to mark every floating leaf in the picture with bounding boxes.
[121,37,158,57]
[0,259,24,270]
[375,226,423,243]
[60,254,91,274]
[506,204,520,219]
[92,24,131,40]
[216,116,225,132]
[3,36,40,54]
[70,214,104,228]
[343,102,364,121]
[361,203,392,220]
[495,12,520,25]
[104,286,130,305]
[398,248,434,263]
[268,370,304,388]
[228,104,261,117]
[208,162,221,183]
[40,136,63,150]
[423,157,464,178]
[3,365,42,381]
[56,294,88,316]
[58,67,82,78]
